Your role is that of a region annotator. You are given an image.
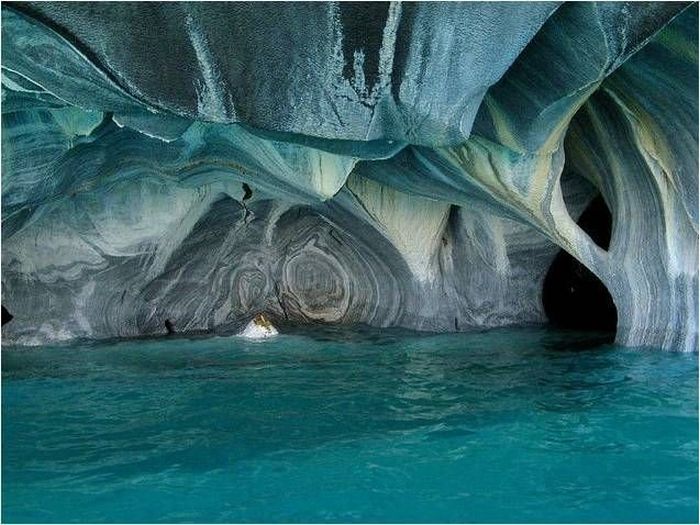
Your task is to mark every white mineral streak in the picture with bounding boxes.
[374,2,402,98]
[184,12,236,123]
[345,174,450,283]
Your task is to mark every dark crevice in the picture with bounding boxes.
[2,305,14,326]
[241,183,253,221]
[543,195,617,332]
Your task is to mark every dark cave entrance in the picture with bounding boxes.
[542,194,618,333]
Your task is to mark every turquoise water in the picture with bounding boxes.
[2,327,697,523]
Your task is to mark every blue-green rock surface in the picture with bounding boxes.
[1,2,697,350]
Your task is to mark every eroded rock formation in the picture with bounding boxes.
[1,2,697,350]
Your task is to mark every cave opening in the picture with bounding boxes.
[542,194,618,334]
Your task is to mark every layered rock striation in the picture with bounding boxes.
[1,2,697,350]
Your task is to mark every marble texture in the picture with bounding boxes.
[1,2,697,350]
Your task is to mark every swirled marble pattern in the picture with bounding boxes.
[1,2,697,350]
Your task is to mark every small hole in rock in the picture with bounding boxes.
[2,305,14,326]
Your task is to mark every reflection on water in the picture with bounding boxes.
[2,326,698,523]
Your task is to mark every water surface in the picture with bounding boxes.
[2,327,697,522]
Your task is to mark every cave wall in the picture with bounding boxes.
[1,2,697,350]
